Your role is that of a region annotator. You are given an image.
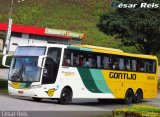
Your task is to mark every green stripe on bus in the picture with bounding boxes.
[67,46,92,52]
[78,68,102,93]
[80,48,92,51]
[20,83,32,89]
[89,69,111,93]
[67,46,80,50]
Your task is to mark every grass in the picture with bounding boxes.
[0,79,8,94]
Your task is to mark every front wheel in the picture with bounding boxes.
[58,88,72,105]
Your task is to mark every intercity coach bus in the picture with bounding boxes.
[2,44,158,104]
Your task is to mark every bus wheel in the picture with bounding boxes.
[32,97,42,102]
[124,89,133,104]
[59,88,72,105]
[133,89,143,103]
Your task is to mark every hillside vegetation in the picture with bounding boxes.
[0,0,138,53]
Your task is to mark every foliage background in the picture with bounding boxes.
[0,0,138,53]
[97,0,160,55]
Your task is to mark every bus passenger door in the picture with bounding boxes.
[42,47,61,85]
[42,57,58,84]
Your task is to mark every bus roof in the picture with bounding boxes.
[69,44,157,60]
[18,43,157,60]
[18,43,68,48]
[74,45,124,52]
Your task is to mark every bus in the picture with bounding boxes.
[2,44,158,104]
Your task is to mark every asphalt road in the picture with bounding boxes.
[0,95,117,111]
[0,94,159,117]
[2,94,160,111]
[0,94,160,111]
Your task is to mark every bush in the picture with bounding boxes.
[0,54,12,68]
[0,79,8,94]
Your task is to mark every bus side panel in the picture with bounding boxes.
[57,67,157,99]
[140,73,158,99]
[143,82,157,98]
[58,67,115,99]
[102,70,125,98]
[102,70,158,99]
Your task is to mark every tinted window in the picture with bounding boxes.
[62,49,156,73]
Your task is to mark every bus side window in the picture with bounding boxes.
[63,55,71,66]
[113,56,119,70]
[125,58,131,71]
[97,56,101,68]
[119,57,125,70]
[149,60,156,73]
[140,60,145,72]
[88,58,93,67]
[63,49,71,66]
[144,60,156,73]
[131,59,136,71]
[79,55,84,66]
[87,52,96,68]
[108,56,113,69]
[88,53,95,68]
[152,61,156,73]
[73,53,79,67]
[136,59,141,72]
[103,56,109,69]
[79,52,86,67]
[144,60,149,72]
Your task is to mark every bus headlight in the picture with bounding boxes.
[30,85,42,89]
[8,83,12,87]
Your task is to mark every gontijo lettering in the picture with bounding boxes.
[109,72,136,80]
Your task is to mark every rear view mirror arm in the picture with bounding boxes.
[38,55,47,68]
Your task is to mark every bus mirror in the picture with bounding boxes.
[2,54,12,68]
[38,55,47,68]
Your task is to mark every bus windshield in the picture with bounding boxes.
[9,46,46,82]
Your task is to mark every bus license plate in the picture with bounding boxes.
[18,91,23,94]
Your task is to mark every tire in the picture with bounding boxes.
[133,89,143,103]
[59,88,72,105]
[124,89,133,104]
[32,97,42,102]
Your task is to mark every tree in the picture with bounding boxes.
[97,0,160,55]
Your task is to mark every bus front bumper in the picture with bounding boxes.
[8,86,59,99]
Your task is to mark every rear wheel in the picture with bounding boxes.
[124,89,133,104]
[32,97,42,102]
[133,89,143,103]
[58,88,72,105]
